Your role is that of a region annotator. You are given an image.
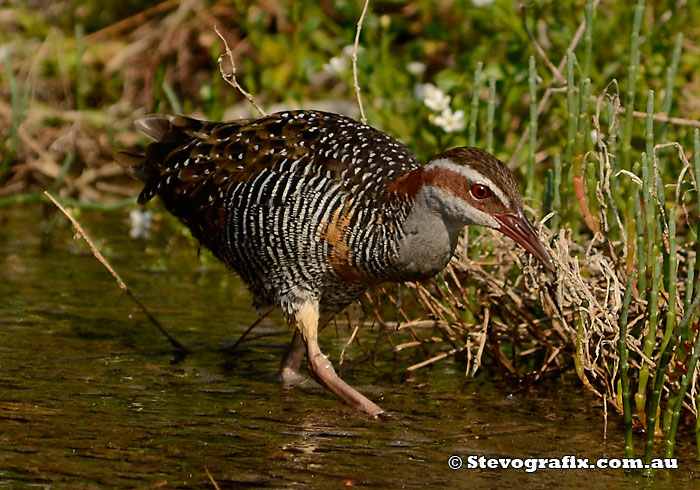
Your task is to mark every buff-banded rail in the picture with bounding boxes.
[120,110,554,417]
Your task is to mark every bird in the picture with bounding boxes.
[119,109,554,417]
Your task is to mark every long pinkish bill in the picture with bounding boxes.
[493,213,555,271]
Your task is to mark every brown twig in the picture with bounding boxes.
[225,306,274,353]
[352,0,370,124]
[407,344,470,372]
[339,325,361,367]
[521,5,562,80]
[85,0,180,41]
[43,191,188,353]
[214,25,266,117]
[624,107,700,128]
[470,307,490,376]
[204,467,221,490]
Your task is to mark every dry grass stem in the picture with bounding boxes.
[352,0,370,125]
[85,0,181,41]
[204,467,221,490]
[214,25,266,117]
[340,325,361,366]
[470,307,490,376]
[43,191,188,353]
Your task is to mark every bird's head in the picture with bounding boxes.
[421,147,554,271]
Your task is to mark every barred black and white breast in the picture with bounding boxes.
[121,111,424,317]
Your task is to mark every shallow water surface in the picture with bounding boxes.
[1,206,698,488]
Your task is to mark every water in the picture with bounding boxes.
[1,206,698,488]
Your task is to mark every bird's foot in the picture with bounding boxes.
[279,366,307,386]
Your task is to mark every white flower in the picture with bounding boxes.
[472,0,496,6]
[342,44,363,58]
[422,83,451,112]
[406,61,426,76]
[433,108,466,133]
[324,45,364,75]
[323,55,348,74]
[129,209,153,239]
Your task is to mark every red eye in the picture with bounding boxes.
[471,184,490,200]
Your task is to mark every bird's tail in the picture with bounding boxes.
[116,114,206,204]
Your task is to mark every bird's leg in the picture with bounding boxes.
[295,298,385,417]
[279,312,333,383]
[279,329,305,385]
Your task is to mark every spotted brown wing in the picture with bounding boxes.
[120,110,422,285]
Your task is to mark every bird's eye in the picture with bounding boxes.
[470,184,491,200]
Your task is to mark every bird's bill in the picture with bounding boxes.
[493,213,555,272]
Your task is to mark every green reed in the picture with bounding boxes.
[469,61,483,148]
[527,55,537,198]
[621,0,645,170]
[486,76,495,155]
